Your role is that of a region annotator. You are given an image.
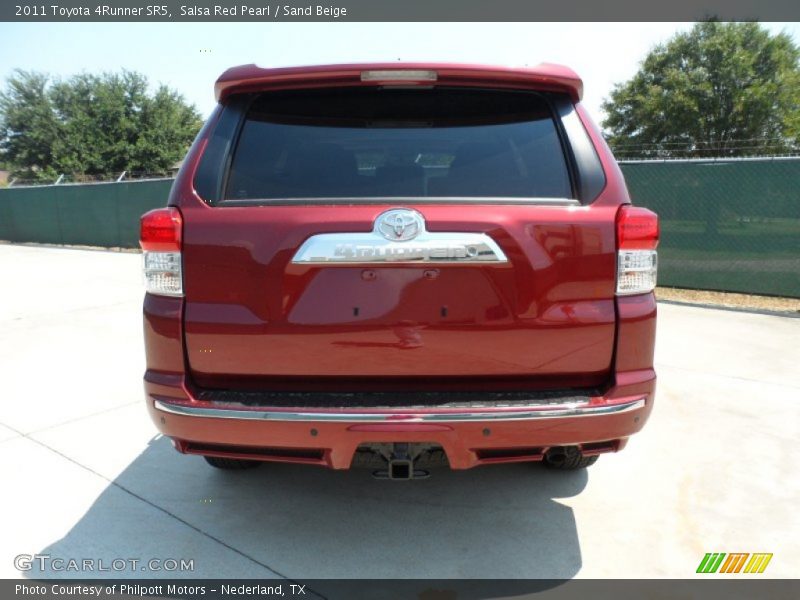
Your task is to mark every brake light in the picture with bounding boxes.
[616,205,659,295]
[140,207,181,251]
[140,208,183,297]
[360,70,438,83]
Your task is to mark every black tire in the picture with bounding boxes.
[203,456,262,470]
[544,447,598,470]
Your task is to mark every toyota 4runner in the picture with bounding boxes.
[141,63,658,478]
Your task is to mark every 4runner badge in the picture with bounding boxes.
[291,208,508,264]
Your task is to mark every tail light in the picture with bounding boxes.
[616,205,659,295]
[140,207,183,297]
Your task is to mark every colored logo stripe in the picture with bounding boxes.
[697,553,773,574]
[697,553,726,573]
[744,553,773,573]
[719,553,749,573]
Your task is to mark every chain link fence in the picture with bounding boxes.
[0,178,173,247]
[610,139,800,161]
[1,170,179,188]
[622,157,800,297]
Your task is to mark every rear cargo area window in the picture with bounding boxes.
[221,88,572,202]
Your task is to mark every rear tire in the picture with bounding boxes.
[203,456,262,470]
[544,447,598,470]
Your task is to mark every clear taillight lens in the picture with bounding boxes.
[617,249,658,295]
[616,206,659,296]
[142,251,182,296]
[140,208,183,297]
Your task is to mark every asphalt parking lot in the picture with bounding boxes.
[0,243,798,580]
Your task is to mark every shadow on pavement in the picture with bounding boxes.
[32,434,588,594]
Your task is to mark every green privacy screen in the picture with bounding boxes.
[0,179,173,248]
[0,159,799,297]
[621,159,800,298]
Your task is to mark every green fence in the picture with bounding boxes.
[1,159,799,296]
[0,179,173,248]
[621,158,800,298]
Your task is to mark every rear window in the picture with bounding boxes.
[220,88,573,202]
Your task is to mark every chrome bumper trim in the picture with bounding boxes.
[153,398,646,422]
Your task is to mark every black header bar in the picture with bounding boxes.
[2,0,800,22]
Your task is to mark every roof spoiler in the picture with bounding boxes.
[214,62,583,103]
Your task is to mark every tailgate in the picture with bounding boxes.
[182,204,617,382]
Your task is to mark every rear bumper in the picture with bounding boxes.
[154,397,645,422]
[145,369,655,470]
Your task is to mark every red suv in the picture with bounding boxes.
[141,63,658,479]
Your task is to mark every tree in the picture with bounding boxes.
[0,71,59,180]
[0,69,202,181]
[602,21,800,159]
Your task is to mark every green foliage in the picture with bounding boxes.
[602,22,800,158]
[0,70,203,181]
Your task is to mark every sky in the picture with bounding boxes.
[1,22,799,123]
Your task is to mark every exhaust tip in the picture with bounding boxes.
[544,446,578,466]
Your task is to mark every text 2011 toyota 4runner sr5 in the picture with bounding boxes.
[141,63,658,479]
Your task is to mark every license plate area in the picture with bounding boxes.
[286,266,509,326]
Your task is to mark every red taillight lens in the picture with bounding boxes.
[617,206,659,250]
[140,207,182,252]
